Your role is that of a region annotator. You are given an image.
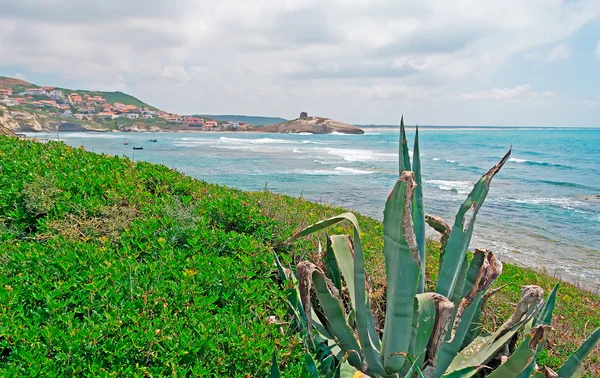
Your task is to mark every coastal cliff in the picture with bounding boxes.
[257,116,364,134]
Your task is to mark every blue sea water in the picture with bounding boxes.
[31,127,600,289]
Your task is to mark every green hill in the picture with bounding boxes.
[59,89,158,110]
[195,114,287,126]
[0,136,598,375]
[0,76,158,110]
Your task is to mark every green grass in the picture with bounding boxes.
[0,137,598,376]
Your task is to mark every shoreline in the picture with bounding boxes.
[21,130,600,291]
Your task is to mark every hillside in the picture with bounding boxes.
[196,114,287,126]
[0,136,598,375]
[0,76,224,133]
[0,76,156,110]
[259,115,364,134]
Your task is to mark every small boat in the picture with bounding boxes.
[133,147,143,150]
[148,139,157,142]
[123,142,129,145]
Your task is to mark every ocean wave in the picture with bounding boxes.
[425,180,474,194]
[325,148,397,162]
[508,197,587,212]
[508,157,573,169]
[293,167,375,175]
[219,137,296,144]
[536,179,600,191]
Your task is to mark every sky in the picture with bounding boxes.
[1,0,599,126]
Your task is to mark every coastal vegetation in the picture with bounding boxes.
[276,121,599,377]
[0,136,598,376]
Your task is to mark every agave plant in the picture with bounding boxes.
[273,118,600,377]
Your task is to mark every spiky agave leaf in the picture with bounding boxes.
[425,214,451,261]
[405,293,454,375]
[412,126,426,294]
[296,261,362,368]
[517,283,560,378]
[381,171,421,373]
[486,325,552,377]
[325,235,343,292]
[440,366,487,378]
[287,213,384,374]
[435,148,511,300]
[556,326,600,377]
[269,350,281,378]
[435,250,502,376]
[447,285,544,373]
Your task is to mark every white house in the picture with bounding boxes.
[25,88,48,96]
[49,90,64,100]
[143,114,154,119]
[0,98,18,106]
[126,113,139,119]
[62,110,74,118]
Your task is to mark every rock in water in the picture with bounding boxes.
[257,116,364,134]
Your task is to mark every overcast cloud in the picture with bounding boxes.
[1,0,599,125]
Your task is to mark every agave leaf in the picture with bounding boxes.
[447,285,544,373]
[449,258,469,308]
[325,235,343,292]
[329,234,357,312]
[435,148,511,299]
[517,284,559,378]
[404,356,427,378]
[451,250,502,341]
[440,366,487,378]
[435,250,502,376]
[285,212,362,244]
[399,116,411,174]
[487,325,552,378]
[352,218,385,373]
[425,215,451,259]
[382,171,421,373]
[571,364,585,378]
[287,212,383,373]
[269,350,281,378]
[412,126,426,294]
[408,293,451,371]
[296,262,362,368]
[531,372,547,378]
[339,360,372,378]
[305,353,319,378]
[420,294,455,377]
[556,326,600,377]
[534,283,559,327]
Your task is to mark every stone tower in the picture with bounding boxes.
[299,112,308,119]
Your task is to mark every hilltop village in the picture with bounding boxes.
[0,84,250,132]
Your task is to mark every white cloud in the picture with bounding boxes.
[0,0,598,125]
[459,84,555,101]
[583,100,599,109]
[596,41,600,58]
[547,43,571,61]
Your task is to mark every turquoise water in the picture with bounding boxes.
[32,128,600,289]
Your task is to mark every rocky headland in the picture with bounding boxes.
[256,115,364,134]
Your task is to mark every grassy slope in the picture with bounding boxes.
[0,137,598,376]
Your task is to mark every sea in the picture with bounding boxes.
[28,127,600,290]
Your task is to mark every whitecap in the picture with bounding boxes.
[292,167,375,176]
[425,180,474,194]
[325,148,397,162]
